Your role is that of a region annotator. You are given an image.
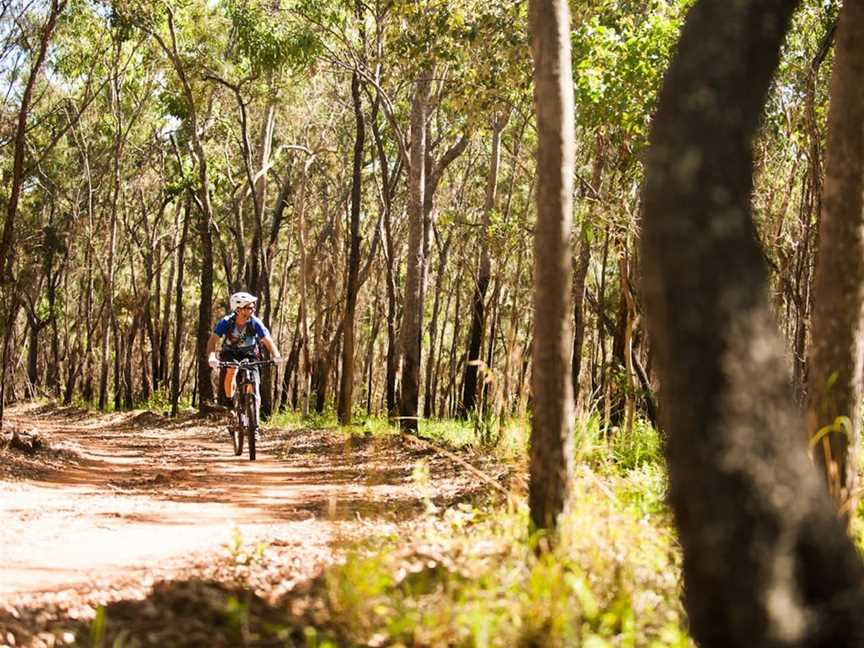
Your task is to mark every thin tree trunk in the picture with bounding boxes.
[792,19,836,400]
[99,39,123,411]
[528,0,575,537]
[171,196,192,416]
[365,302,381,415]
[296,158,314,416]
[423,234,451,418]
[123,318,137,409]
[161,210,180,393]
[440,274,462,419]
[112,319,122,411]
[596,226,610,410]
[398,68,432,433]
[337,70,366,425]
[460,116,505,417]
[0,0,66,280]
[572,146,603,408]
[149,9,215,411]
[619,251,638,435]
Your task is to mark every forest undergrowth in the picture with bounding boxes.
[88,409,694,648]
[11,403,820,647]
[285,414,692,648]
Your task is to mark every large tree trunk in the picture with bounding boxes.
[337,71,366,425]
[528,0,575,535]
[806,0,864,525]
[398,69,432,433]
[642,1,864,645]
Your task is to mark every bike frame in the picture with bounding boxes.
[218,359,274,460]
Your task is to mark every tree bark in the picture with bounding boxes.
[398,69,432,433]
[572,145,603,407]
[460,113,507,417]
[528,0,575,535]
[99,38,123,411]
[337,70,366,425]
[806,0,864,525]
[171,196,192,417]
[423,234,451,418]
[642,1,864,645]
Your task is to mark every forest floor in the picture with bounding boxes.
[0,402,504,647]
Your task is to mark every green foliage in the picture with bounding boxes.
[222,0,322,74]
[572,0,689,146]
[574,412,664,472]
[418,418,476,449]
[225,526,268,571]
[265,407,340,431]
[89,606,106,648]
[311,474,689,647]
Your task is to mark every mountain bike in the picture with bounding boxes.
[218,359,275,461]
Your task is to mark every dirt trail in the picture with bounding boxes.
[0,403,484,634]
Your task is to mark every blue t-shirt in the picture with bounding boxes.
[214,314,270,352]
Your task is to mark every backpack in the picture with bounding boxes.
[222,313,260,358]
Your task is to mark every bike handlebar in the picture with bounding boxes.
[216,359,283,368]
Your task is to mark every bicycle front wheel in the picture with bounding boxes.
[233,407,244,456]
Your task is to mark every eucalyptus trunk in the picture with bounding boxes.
[642,1,864,645]
[338,71,366,425]
[461,114,506,417]
[151,9,216,410]
[99,41,123,411]
[171,197,192,417]
[528,0,575,536]
[423,234,451,418]
[572,147,603,407]
[398,69,432,433]
[806,0,864,525]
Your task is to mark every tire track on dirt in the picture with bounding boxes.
[0,404,446,604]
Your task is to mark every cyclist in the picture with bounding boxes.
[205,291,282,410]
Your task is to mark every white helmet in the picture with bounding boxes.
[229,291,258,311]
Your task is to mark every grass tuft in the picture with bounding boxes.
[305,461,690,647]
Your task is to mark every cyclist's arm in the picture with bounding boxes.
[206,333,221,364]
[261,334,282,360]
[206,333,222,357]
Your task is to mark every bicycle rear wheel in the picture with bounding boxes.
[246,396,258,461]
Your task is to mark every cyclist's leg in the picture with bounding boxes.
[224,368,237,400]
[219,349,239,403]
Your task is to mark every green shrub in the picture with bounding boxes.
[312,471,691,647]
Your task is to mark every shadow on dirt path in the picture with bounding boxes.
[0,403,501,648]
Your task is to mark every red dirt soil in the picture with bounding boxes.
[0,403,499,647]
